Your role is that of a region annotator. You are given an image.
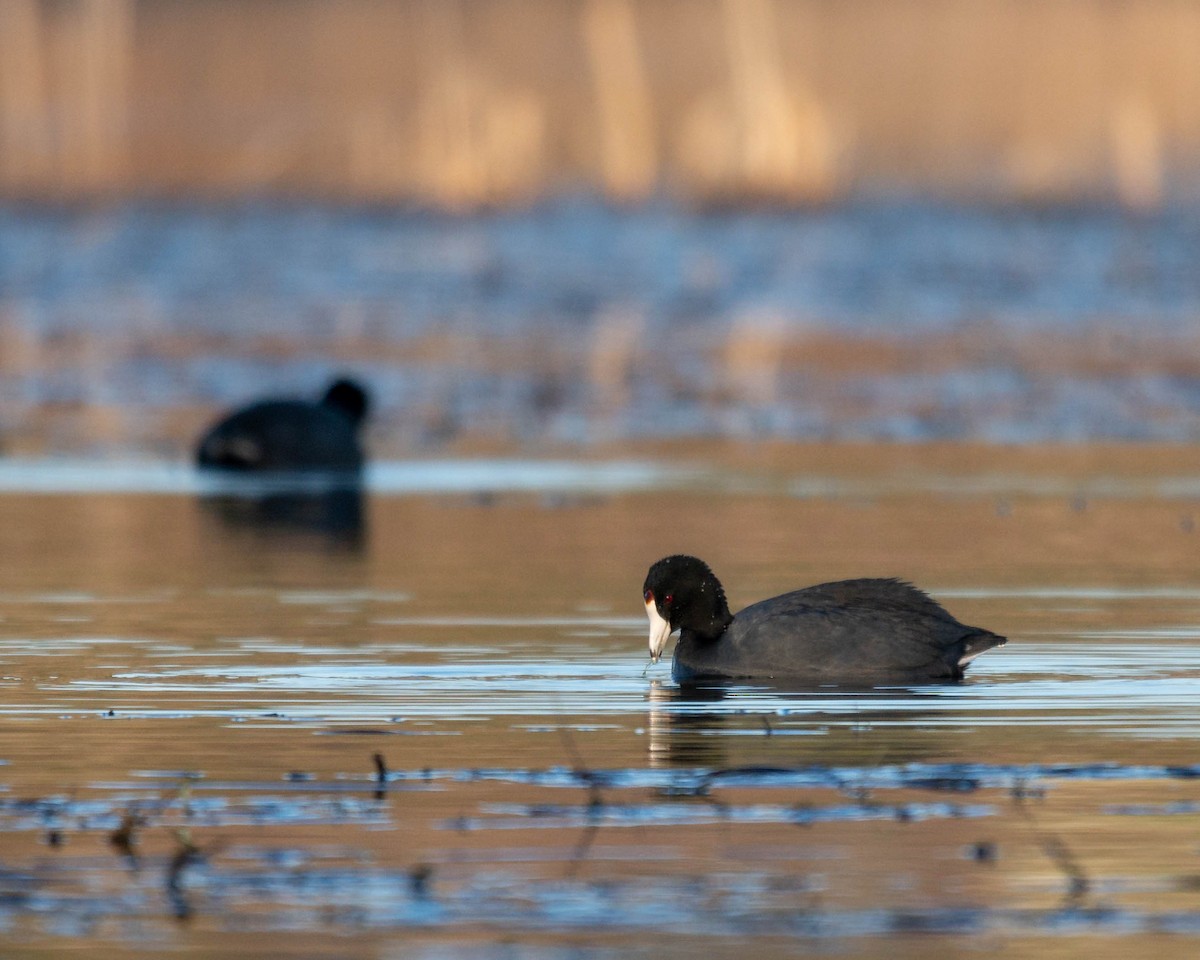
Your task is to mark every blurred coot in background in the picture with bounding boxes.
[195,378,371,473]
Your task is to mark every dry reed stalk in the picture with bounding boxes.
[414,0,544,207]
[225,117,305,185]
[1003,1,1107,202]
[1110,94,1163,211]
[477,90,544,203]
[415,72,545,206]
[724,0,801,190]
[581,0,657,200]
[349,107,408,197]
[678,0,835,202]
[60,0,134,191]
[414,0,476,203]
[0,0,52,190]
[3,0,1200,205]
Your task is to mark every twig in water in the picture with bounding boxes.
[373,752,389,800]
[565,822,600,879]
[1013,790,1090,906]
[174,778,194,816]
[109,808,143,869]
[166,828,204,922]
[557,725,607,877]
[557,726,605,811]
[409,863,434,898]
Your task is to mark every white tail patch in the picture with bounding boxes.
[958,634,1006,667]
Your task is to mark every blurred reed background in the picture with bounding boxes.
[1,0,1197,207]
[3,0,1200,459]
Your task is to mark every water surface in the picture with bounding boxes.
[6,201,1200,453]
[3,445,1200,957]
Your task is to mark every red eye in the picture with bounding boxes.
[664,594,674,605]
[643,589,653,602]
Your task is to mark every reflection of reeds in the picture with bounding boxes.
[723,309,789,406]
[588,307,643,414]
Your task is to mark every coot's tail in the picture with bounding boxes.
[957,629,1007,670]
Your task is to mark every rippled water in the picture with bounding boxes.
[5,200,1200,452]
[3,445,1200,958]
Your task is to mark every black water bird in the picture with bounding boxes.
[642,555,1005,683]
[195,378,370,472]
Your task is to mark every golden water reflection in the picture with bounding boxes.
[3,444,1200,956]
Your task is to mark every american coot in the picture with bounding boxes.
[642,555,1006,683]
[196,378,370,472]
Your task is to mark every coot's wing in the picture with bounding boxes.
[196,401,282,468]
[197,401,362,470]
[724,579,1004,678]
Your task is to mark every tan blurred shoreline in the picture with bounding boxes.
[2,0,1196,208]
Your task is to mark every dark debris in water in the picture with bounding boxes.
[0,793,392,834]
[3,756,1200,943]
[374,760,1200,796]
[6,760,1198,840]
[1104,800,1200,816]
[448,799,993,831]
[6,856,1200,938]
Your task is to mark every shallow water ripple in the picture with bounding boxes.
[5,475,1200,957]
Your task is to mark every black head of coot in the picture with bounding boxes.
[321,378,370,427]
[643,554,734,643]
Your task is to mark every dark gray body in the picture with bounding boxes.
[672,578,1004,683]
[196,400,363,472]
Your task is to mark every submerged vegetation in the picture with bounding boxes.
[6,752,1200,938]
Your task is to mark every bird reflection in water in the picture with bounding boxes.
[197,481,366,552]
[645,678,964,771]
